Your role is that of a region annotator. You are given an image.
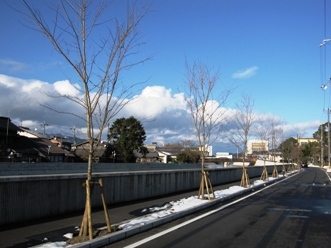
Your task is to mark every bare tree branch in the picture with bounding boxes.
[228,93,256,157]
[184,60,231,199]
[17,0,151,240]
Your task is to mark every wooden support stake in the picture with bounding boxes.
[206,171,215,199]
[282,164,286,176]
[240,168,250,188]
[98,179,111,233]
[198,171,215,200]
[272,165,279,178]
[79,201,87,237]
[78,178,112,240]
[204,172,210,196]
[260,166,269,181]
[86,179,93,240]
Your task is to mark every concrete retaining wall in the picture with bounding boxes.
[0,163,287,226]
[0,162,202,176]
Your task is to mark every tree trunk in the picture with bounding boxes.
[198,147,215,200]
[79,147,94,240]
[240,147,250,187]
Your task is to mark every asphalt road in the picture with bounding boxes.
[111,167,331,248]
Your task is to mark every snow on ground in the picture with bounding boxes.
[117,185,250,230]
[32,168,307,248]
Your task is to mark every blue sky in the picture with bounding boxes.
[0,0,329,152]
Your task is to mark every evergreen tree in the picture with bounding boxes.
[279,137,297,162]
[177,150,200,163]
[108,116,147,162]
[301,141,319,163]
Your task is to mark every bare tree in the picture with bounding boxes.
[228,93,255,187]
[19,0,151,240]
[184,61,230,200]
[270,118,283,178]
[254,116,271,181]
[179,139,196,148]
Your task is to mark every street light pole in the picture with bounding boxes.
[320,39,331,168]
[328,108,331,168]
[321,125,324,167]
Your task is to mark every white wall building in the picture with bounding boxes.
[199,145,213,156]
[247,139,269,155]
[215,152,233,159]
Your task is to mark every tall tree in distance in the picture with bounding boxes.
[300,140,319,164]
[228,93,255,187]
[108,116,147,162]
[279,137,297,163]
[184,60,230,200]
[313,123,327,166]
[19,0,151,240]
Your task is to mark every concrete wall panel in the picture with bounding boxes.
[0,164,289,226]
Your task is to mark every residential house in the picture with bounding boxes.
[71,141,108,162]
[17,127,75,162]
[143,143,183,163]
[50,136,72,151]
[133,149,160,163]
[156,148,180,163]
[0,116,75,162]
[0,116,19,160]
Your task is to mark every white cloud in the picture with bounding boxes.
[21,80,45,92]
[282,121,320,138]
[0,74,320,153]
[0,59,28,72]
[126,86,187,118]
[232,66,258,79]
[0,74,85,132]
[54,80,81,97]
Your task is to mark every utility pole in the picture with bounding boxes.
[297,134,300,165]
[321,125,324,167]
[41,121,49,137]
[71,126,76,145]
[328,108,331,168]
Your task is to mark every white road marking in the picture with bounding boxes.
[286,215,309,218]
[267,208,311,212]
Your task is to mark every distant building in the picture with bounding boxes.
[297,137,318,146]
[247,139,269,155]
[146,143,181,163]
[215,152,233,160]
[141,142,203,163]
[198,145,213,156]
